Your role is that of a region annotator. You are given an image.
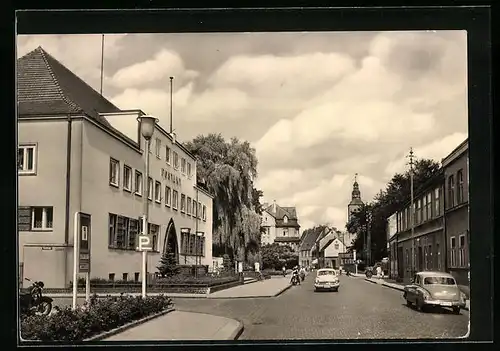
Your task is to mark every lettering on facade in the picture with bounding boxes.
[161,168,182,187]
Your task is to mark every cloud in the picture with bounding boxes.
[110,49,199,89]
[384,132,469,176]
[17,34,126,93]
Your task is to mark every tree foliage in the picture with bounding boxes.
[261,243,298,270]
[346,158,441,263]
[156,244,180,277]
[183,134,264,263]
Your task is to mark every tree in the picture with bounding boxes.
[156,245,180,277]
[183,134,263,263]
[261,243,298,270]
[346,158,441,263]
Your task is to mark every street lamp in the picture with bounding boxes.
[367,210,372,266]
[408,148,415,278]
[137,115,158,298]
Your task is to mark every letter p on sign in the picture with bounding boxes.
[138,235,153,251]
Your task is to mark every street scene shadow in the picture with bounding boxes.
[401,303,462,315]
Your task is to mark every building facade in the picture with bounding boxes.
[442,139,469,287]
[347,174,363,223]
[298,228,322,268]
[394,171,445,283]
[17,47,213,288]
[261,201,301,251]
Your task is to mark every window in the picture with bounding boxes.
[109,273,115,281]
[196,233,205,256]
[422,196,428,222]
[181,158,186,174]
[424,276,455,285]
[187,197,192,215]
[427,244,432,270]
[31,207,53,230]
[202,205,206,221]
[434,188,440,216]
[405,249,409,267]
[198,202,202,219]
[108,213,139,250]
[109,158,120,186]
[155,138,161,158]
[123,165,132,192]
[192,199,197,217]
[334,243,339,250]
[406,207,411,229]
[187,162,192,178]
[459,234,466,267]
[457,170,464,204]
[415,199,421,224]
[148,177,153,200]
[181,194,186,213]
[18,144,37,174]
[283,230,287,236]
[173,190,179,210]
[181,229,191,254]
[155,181,161,203]
[448,175,455,208]
[283,216,288,223]
[134,171,143,196]
[436,242,441,270]
[450,236,457,267]
[401,209,405,231]
[165,146,171,164]
[165,186,171,207]
[134,272,140,282]
[149,224,159,252]
[173,152,179,169]
[189,233,196,255]
[122,273,128,281]
[426,193,432,220]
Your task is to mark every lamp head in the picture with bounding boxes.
[137,115,158,140]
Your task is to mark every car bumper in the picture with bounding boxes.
[314,282,340,289]
[424,299,466,308]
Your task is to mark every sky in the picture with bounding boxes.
[17,31,468,232]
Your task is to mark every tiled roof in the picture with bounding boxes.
[265,203,298,220]
[299,228,323,251]
[17,46,120,126]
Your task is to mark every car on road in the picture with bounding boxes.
[403,271,467,314]
[314,268,340,292]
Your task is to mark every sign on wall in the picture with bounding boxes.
[18,206,32,231]
[78,213,91,273]
[387,213,398,242]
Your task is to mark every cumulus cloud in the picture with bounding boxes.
[110,49,199,89]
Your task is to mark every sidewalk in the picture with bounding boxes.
[103,311,243,341]
[364,277,470,311]
[208,276,292,299]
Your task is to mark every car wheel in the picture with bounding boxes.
[314,288,318,292]
[406,299,412,307]
[452,307,460,315]
[417,300,426,312]
[333,288,339,292]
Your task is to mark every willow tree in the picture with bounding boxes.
[183,134,263,262]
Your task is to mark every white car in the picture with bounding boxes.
[314,268,340,292]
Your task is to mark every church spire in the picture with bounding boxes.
[351,173,361,200]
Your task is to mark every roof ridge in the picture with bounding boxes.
[36,47,81,111]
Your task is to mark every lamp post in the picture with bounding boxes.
[137,115,158,298]
[408,148,415,278]
[367,210,372,266]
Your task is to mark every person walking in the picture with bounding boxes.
[282,265,286,277]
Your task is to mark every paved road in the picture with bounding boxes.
[172,274,469,340]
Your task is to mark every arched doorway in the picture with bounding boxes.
[163,219,179,264]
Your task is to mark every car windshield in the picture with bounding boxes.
[318,271,336,276]
[423,276,456,285]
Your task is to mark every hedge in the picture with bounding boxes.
[21,294,173,342]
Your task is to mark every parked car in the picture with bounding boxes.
[314,268,340,292]
[403,271,467,314]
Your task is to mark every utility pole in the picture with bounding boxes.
[367,210,372,266]
[407,147,415,278]
[169,77,174,134]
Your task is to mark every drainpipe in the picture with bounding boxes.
[64,115,73,287]
[442,181,448,273]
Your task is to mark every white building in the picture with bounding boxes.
[261,201,301,251]
[17,47,213,288]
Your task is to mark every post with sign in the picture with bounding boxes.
[353,250,357,275]
[137,218,153,298]
[72,212,92,309]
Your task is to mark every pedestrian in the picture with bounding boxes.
[282,265,286,277]
[376,265,382,279]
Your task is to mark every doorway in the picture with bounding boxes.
[163,219,179,263]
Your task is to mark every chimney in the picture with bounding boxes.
[171,131,176,144]
[273,200,277,213]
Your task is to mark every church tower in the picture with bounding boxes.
[347,173,364,222]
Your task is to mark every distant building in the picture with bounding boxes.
[261,201,301,251]
[17,47,213,288]
[347,173,364,222]
[298,228,322,267]
[315,228,347,269]
[442,139,469,289]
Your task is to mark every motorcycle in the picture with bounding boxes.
[20,278,53,316]
[300,271,305,282]
[291,272,301,285]
[365,267,374,279]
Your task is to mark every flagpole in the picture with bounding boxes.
[169,76,174,134]
[100,34,105,96]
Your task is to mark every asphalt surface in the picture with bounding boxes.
[172,274,470,340]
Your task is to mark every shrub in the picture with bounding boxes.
[20,294,173,342]
[156,244,180,277]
